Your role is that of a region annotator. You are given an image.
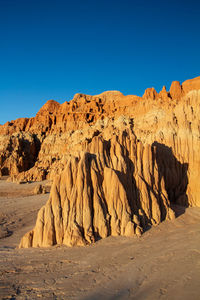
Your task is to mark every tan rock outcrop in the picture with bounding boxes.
[182,76,200,93]
[159,86,170,100]
[143,87,158,100]
[169,81,183,100]
[0,76,200,248]
[0,133,41,178]
[20,126,191,248]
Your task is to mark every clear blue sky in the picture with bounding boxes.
[0,0,200,124]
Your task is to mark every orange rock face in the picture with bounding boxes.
[0,76,200,248]
[169,81,183,99]
[182,76,200,93]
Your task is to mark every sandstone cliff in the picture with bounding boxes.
[0,76,200,247]
[20,126,182,248]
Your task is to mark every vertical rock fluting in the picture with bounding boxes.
[19,129,190,248]
[134,89,200,207]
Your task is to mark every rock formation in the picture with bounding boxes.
[0,133,41,178]
[20,127,182,248]
[0,76,200,247]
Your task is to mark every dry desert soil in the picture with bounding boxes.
[0,179,200,300]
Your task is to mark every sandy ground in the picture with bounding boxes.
[0,180,200,300]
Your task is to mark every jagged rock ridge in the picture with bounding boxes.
[0,76,200,183]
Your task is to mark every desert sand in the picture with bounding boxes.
[0,179,200,300]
